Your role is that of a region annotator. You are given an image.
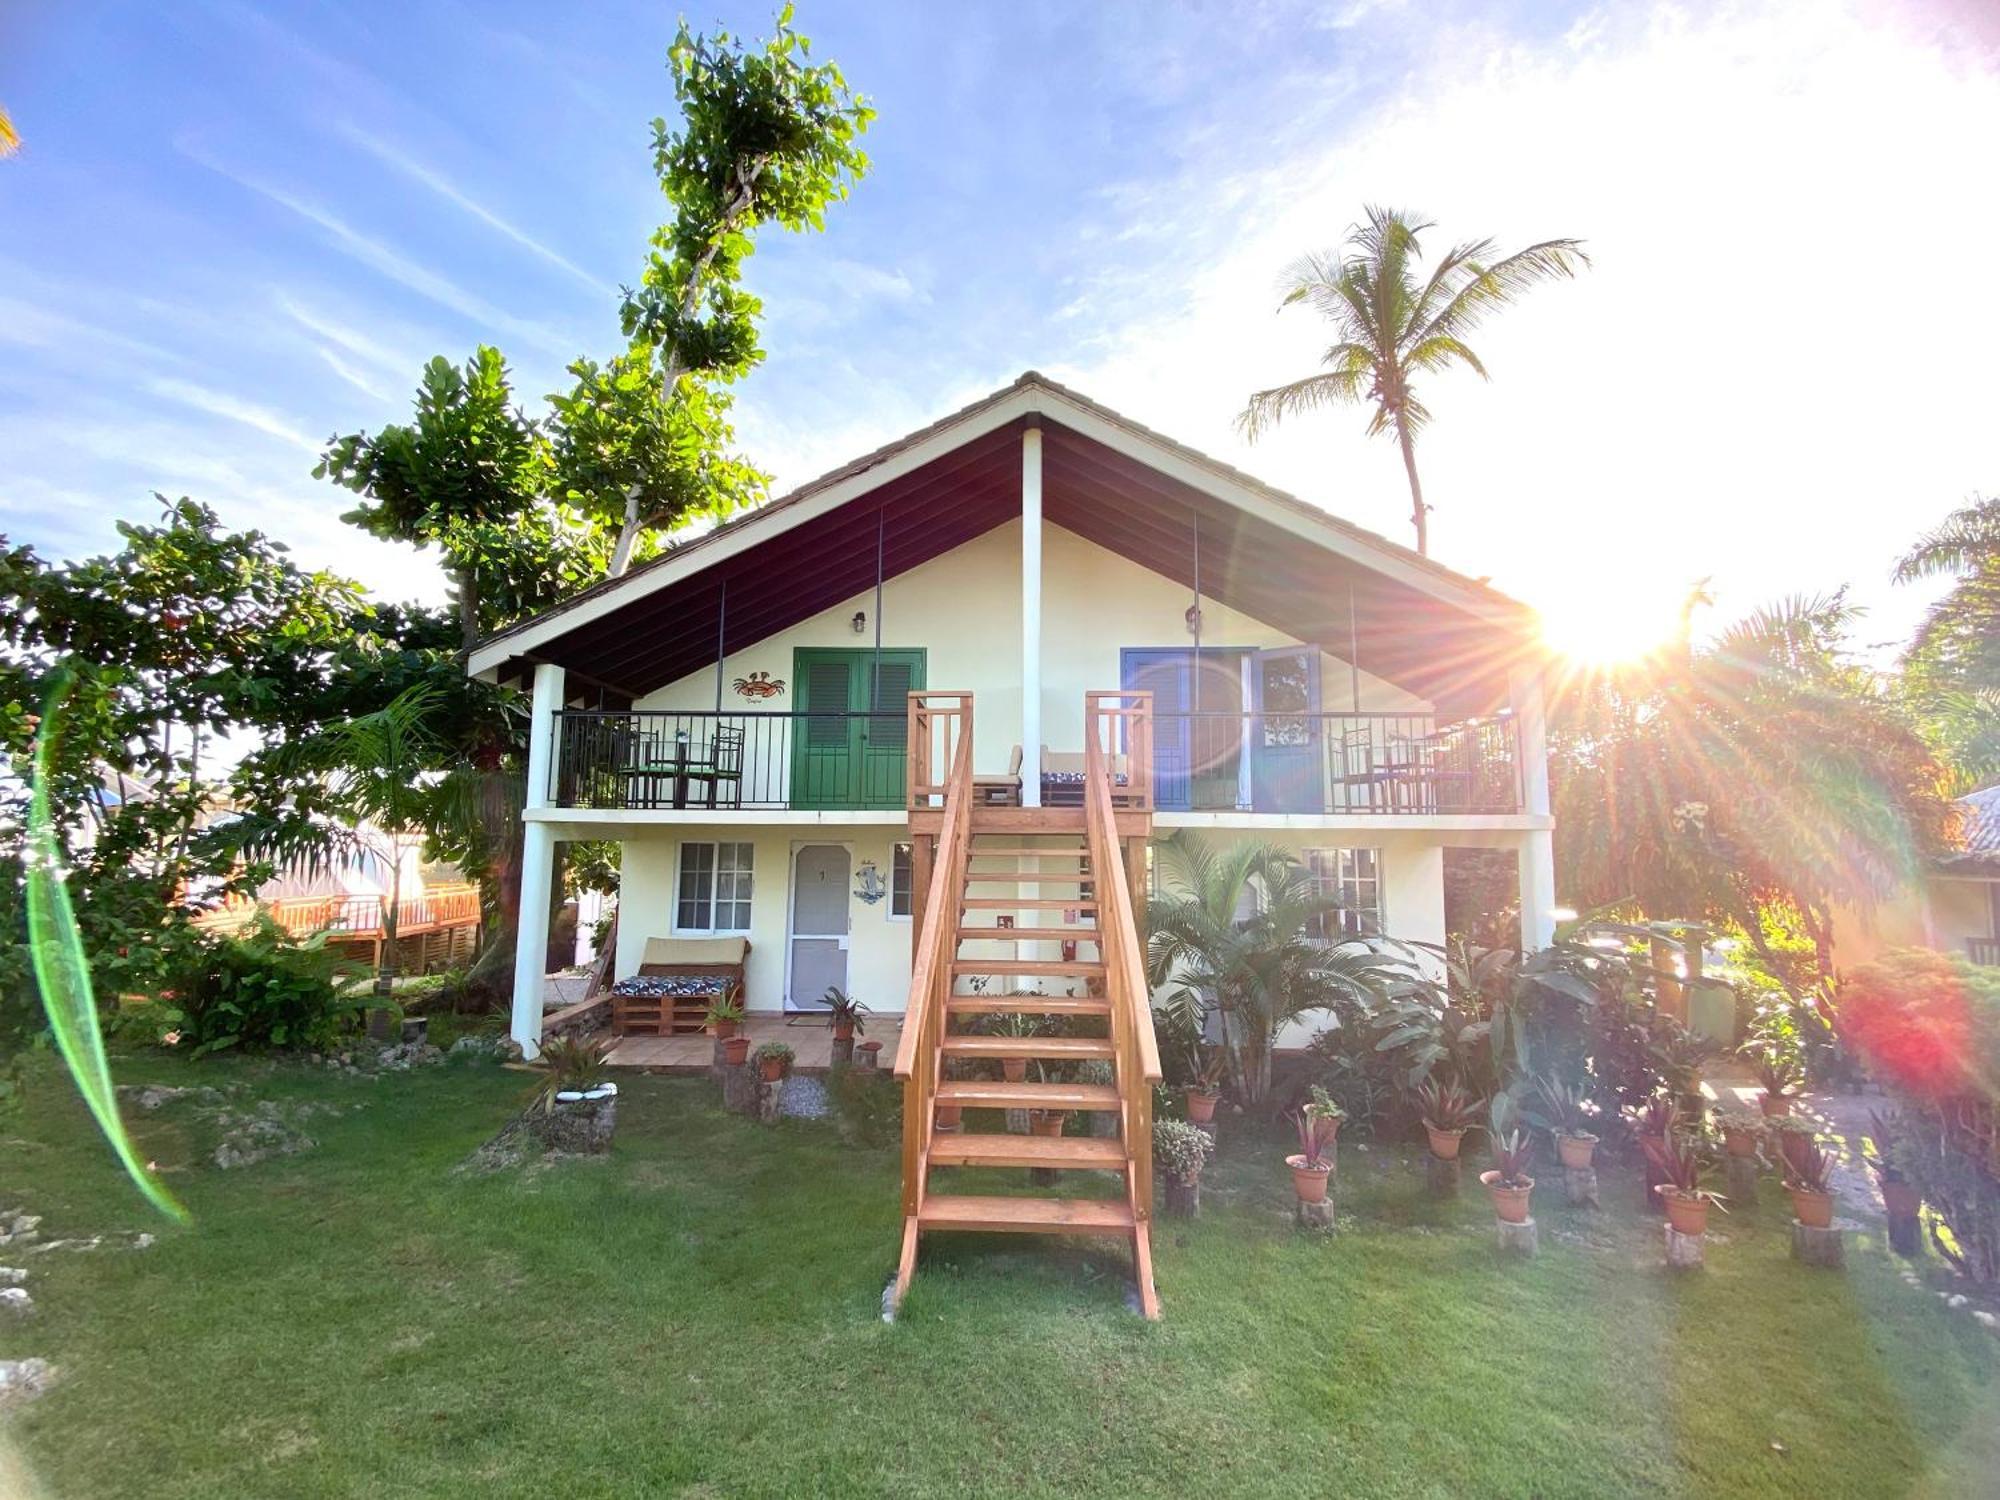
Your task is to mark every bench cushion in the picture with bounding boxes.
[640,935,749,967]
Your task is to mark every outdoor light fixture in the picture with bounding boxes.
[1184,603,1203,635]
[851,610,867,634]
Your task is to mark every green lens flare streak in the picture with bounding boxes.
[25,671,188,1223]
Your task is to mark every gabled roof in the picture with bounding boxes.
[469,372,1541,711]
[1937,785,2000,873]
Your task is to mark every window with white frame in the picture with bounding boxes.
[677,841,754,932]
[891,842,914,918]
[1307,848,1383,938]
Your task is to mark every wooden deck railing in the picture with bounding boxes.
[196,883,483,941]
[1085,691,1162,1309]
[894,693,975,1231]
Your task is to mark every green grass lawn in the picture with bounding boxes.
[3,1053,1998,1499]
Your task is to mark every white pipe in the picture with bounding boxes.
[1021,426,1043,808]
[511,662,565,1058]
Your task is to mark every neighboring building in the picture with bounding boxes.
[472,372,1555,1046]
[1837,786,2000,968]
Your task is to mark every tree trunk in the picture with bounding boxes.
[1396,422,1429,556]
[456,567,482,656]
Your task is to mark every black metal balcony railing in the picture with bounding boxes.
[549,707,1522,816]
[1144,711,1522,815]
[1969,938,2000,967]
[552,709,910,812]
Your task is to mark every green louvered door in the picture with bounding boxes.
[791,648,926,809]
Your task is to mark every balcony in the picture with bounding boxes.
[549,702,1521,817]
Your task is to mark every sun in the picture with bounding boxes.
[1536,585,1681,669]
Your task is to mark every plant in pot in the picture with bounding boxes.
[1750,1049,1801,1118]
[1029,1056,1070,1137]
[1777,1125,1836,1227]
[1529,1073,1598,1170]
[722,1031,752,1067]
[706,992,744,1040]
[1415,1077,1483,1160]
[1651,1018,1717,1123]
[820,986,869,1041]
[1155,1117,1215,1217]
[1286,1085,1343,1204]
[752,1041,794,1084]
[985,1011,1043,1083]
[933,1057,965,1131]
[1865,1110,1920,1221]
[1716,1108,1766,1160]
[1186,1044,1226,1125]
[1479,1096,1535,1224]
[1640,1117,1726,1236]
[533,1032,617,1109]
[1629,1092,1678,1210]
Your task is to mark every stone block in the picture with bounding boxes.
[1791,1220,1845,1269]
[1496,1216,1539,1257]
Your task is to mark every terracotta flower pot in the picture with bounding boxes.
[1661,1187,1711,1237]
[1758,1092,1791,1119]
[1029,1111,1068,1137]
[1002,1058,1028,1083]
[934,1103,963,1131]
[711,1018,739,1040]
[1186,1089,1218,1124]
[722,1035,751,1066]
[758,1056,788,1083]
[1723,1126,1760,1159]
[1557,1134,1597,1170]
[1286,1154,1332,1203]
[832,1020,855,1042]
[1480,1170,1534,1224]
[1881,1179,1921,1218]
[1425,1124,1466,1161]
[1789,1186,1835,1229]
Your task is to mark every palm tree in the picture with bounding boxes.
[1145,831,1414,1107]
[0,108,18,158]
[1238,206,1589,556]
[1894,495,2000,786]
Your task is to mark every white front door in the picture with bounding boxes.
[787,843,851,1012]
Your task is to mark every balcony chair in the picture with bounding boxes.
[972,744,1024,806]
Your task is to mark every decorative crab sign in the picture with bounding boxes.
[731,671,786,701]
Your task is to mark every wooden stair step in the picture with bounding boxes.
[948,995,1110,1018]
[963,898,1096,910]
[941,1035,1115,1061]
[918,1193,1134,1234]
[951,959,1104,978]
[956,926,1098,942]
[964,871,1092,883]
[926,1134,1128,1170]
[936,1079,1123,1112]
[967,846,1089,857]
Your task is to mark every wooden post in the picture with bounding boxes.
[1726,1156,1760,1210]
[909,835,933,961]
[1295,1197,1335,1230]
[1496,1217,1539,1257]
[1888,1209,1922,1258]
[1164,1178,1200,1219]
[1664,1223,1704,1270]
[1563,1166,1600,1208]
[1426,1155,1461,1197]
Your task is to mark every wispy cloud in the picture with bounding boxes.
[147,377,323,455]
[333,121,616,296]
[179,139,578,358]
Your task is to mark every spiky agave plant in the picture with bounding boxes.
[1415,1076,1483,1134]
[1290,1085,1344,1169]
[1488,1097,1535,1188]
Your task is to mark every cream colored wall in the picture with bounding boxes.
[1932,877,1997,954]
[634,519,1427,777]
[617,826,916,1015]
[612,823,1449,1019]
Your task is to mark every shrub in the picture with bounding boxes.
[1153,1118,1214,1184]
[150,919,360,1058]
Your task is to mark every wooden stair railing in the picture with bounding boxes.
[887,690,1162,1321]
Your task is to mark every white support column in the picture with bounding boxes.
[1020,423,1043,807]
[1509,665,1557,950]
[511,662,565,1059]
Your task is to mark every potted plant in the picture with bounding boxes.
[1415,1077,1483,1160]
[1479,1097,1535,1224]
[1154,1117,1214,1218]
[1286,1085,1342,1204]
[1530,1073,1598,1170]
[1716,1108,1765,1159]
[1186,1045,1225,1124]
[529,1034,618,1152]
[1866,1110,1920,1221]
[721,1032,752,1067]
[986,1012,1042,1083]
[1777,1126,1836,1228]
[1629,1092,1676,1210]
[820,986,869,1042]
[1029,1108,1069,1137]
[1750,1049,1801,1118]
[706,992,744,1040]
[752,1041,794,1084]
[1640,1118,1726,1236]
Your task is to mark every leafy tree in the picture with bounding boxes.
[0,499,365,1024]
[607,5,873,573]
[318,347,615,653]
[1551,592,1956,979]
[1894,494,2000,787]
[1238,205,1588,556]
[1145,831,1413,1107]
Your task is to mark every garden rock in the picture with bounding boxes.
[117,1083,227,1111]
[0,1268,24,1285]
[0,1287,31,1317]
[0,1212,41,1247]
[211,1101,327,1169]
[0,1358,55,1410]
[448,1035,509,1062]
[371,1040,444,1072]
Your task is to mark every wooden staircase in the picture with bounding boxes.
[892,691,1161,1318]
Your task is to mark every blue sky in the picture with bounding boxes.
[4,0,1998,657]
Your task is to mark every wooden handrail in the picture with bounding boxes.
[195,883,483,940]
